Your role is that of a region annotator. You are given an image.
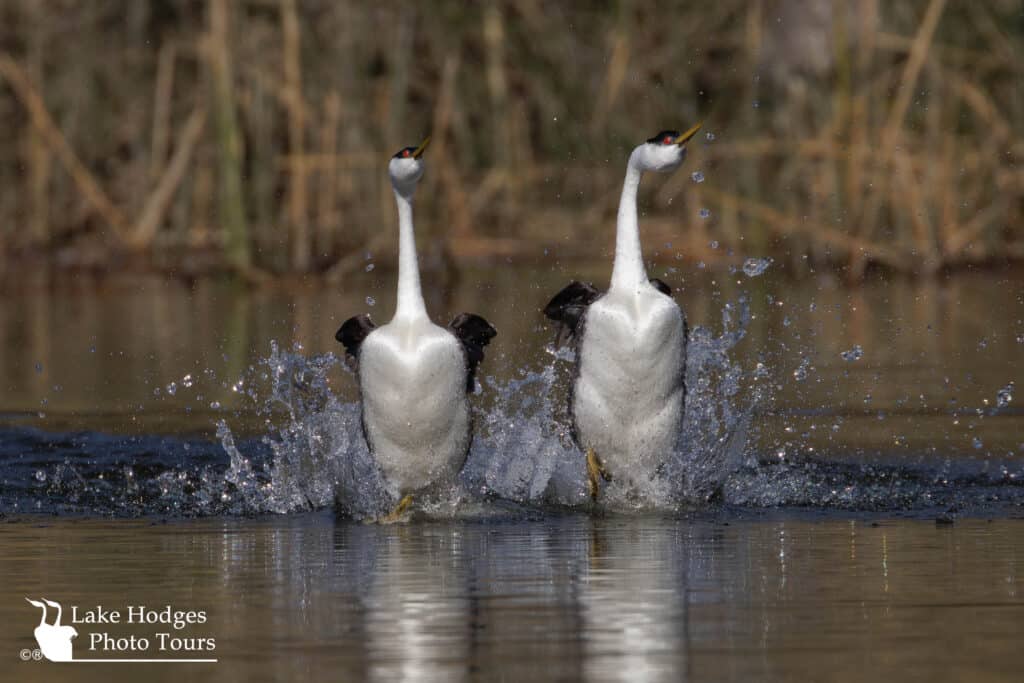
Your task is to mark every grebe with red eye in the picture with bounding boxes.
[336,137,496,521]
[543,123,702,502]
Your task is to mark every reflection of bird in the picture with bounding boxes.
[337,138,496,521]
[544,124,701,501]
[26,598,78,662]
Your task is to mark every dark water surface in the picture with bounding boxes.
[1,266,1023,680]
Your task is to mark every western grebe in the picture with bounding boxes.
[337,137,496,521]
[544,123,702,501]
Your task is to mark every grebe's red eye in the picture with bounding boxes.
[402,149,411,158]
[662,135,673,145]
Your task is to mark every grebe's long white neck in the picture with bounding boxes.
[609,158,646,292]
[392,188,427,321]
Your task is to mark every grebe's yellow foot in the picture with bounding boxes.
[376,494,414,524]
[586,448,612,501]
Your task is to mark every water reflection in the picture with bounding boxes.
[579,521,691,682]
[2,514,1024,681]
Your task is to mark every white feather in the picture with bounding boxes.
[359,319,469,496]
[573,284,686,492]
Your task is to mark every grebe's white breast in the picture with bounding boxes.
[358,317,470,496]
[573,282,687,491]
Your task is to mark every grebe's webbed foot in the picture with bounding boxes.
[586,448,611,502]
[371,494,414,524]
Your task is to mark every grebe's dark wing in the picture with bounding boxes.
[335,314,376,369]
[649,277,672,297]
[449,313,497,393]
[542,280,601,346]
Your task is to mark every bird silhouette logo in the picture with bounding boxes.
[25,598,77,662]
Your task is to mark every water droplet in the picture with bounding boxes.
[704,132,716,142]
[691,170,705,184]
[752,100,760,108]
[182,374,194,388]
[997,383,1014,408]
[793,359,810,382]
[34,469,46,482]
[34,362,43,374]
[840,345,864,362]
[365,263,375,272]
[972,437,984,450]
[210,401,222,410]
[977,338,988,350]
[1017,334,1024,344]
[366,296,376,307]
[699,208,711,219]
[742,257,773,277]
[166,382,178,396]
[709,240,719,249]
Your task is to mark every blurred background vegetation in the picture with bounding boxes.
[0,0,1021,282]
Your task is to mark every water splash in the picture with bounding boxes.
[742,257,773,277]
[841,345,864,362]
[6,294,1024,519]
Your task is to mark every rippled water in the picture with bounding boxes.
[2,514,1023,682]
[1,266,1022,679]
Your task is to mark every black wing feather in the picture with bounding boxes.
[335,314,376,368]
[543,280,601,346]
[449,313,497,393]
[649,277,672,296]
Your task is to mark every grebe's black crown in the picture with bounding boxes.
[646,130,681,145]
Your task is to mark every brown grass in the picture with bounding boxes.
[0,1,1020,281]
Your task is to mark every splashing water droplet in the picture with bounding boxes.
[182,374,194,388]
[699,208,711,219]
[793,358,810,382]
[691,170,705,184]
[166,382,178,396]
[366,296,376,307]
[997,383,1014,408]
[709,240,719,249]
[742,257,772,277]
[35,469,46,482]
[840,345,864,362]
[972,437,984,450]
[704,131,716,142]
[210,401,222,410]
